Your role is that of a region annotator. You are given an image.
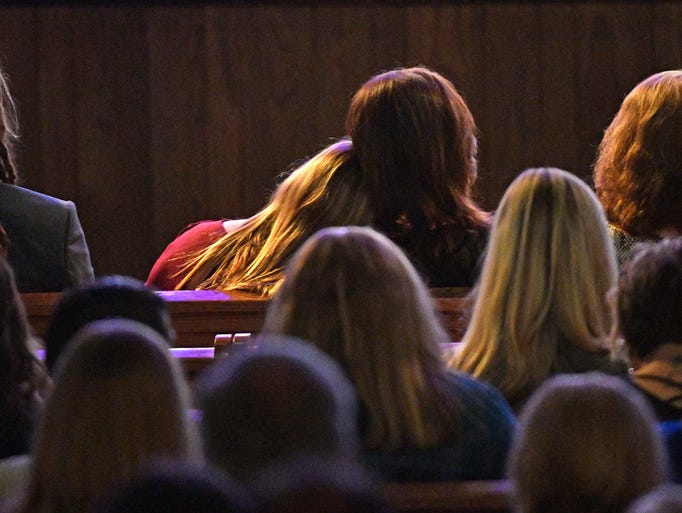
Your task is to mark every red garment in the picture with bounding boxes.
[146,220,227,290]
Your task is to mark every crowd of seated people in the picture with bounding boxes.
[1,64,681,513]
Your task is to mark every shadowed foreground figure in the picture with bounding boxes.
[508,373,667,513]
[197,336,360,483]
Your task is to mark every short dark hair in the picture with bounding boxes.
[197,335,358,482]
[44,275,173,372]
[617,238,682,360]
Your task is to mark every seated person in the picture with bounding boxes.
[345,67,491,287]
[263,226,515,482]
[615,237,682,421]
[253,456,393,513]
[43,275,174,372]
[197,335,359,483]
[0,256,51,460]
[146,139,371,296]
[0,64,93,292]
[7,319,200,513]
[594,70,682,265]
[508,373,667,513]
[92,463,253,513]
[449,167,625,411]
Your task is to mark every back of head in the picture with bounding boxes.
[0,63,19,184]
[23,319,196,513]
[508,373,666,513]
[44,275,173,372]
[346,66,486,231]
[264,226,456,450]
[454,168,617,403]
[182,139,372,296]
[93,463,253,513]
[197,335,358,482]
[617,237,682,360]
[594,69,682,238]
[254,455,393,513]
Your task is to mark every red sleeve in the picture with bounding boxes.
[145,220,227,290]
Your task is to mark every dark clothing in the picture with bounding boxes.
[389,223,489,287]
[0,183,94,292]
[362,371,515,481]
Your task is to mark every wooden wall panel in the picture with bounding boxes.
[0,2,680,282]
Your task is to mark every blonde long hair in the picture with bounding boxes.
[450,168,617,405]
[263,226,462,450]
[177,140,372,297]
[15,319,199,513]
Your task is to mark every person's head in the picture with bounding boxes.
[346,66,488,231]
[452,167,618,404]
[0,63,19,184]
[626,484,682,513]
[594,69,682,239]
[508,373,667,513]
[92,463,253,513]
[19,319,199,513]
[616,237,682,362]
[178,139,372,296]
[253,455,392,513]
[263,226,458,450]
[197,335,358,482]
[44,275,174,372]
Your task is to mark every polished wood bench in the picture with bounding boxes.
[22,287,472,349]
[382,480,513,513]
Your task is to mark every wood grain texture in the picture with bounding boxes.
[0,2,679,281]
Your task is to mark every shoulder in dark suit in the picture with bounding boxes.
[0,183,94,292]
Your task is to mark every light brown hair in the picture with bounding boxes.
[263,226,463,450]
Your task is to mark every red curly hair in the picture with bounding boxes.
[594,70,682,239]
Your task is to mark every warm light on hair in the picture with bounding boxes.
[450,168,617,405]
[594,69,682,238]
[176,139,372,296]
[263,226,464,450]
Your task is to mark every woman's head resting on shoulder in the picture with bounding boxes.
[346,66,488,231]
[178,139,373,296]
[594,69,682,239]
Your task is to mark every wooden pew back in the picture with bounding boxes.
[23,288,472,348]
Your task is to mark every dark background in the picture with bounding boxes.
[0,2,680,280]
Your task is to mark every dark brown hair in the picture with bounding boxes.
[346,67,489,234]
[617,237,682,360]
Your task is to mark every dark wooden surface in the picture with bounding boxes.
[1,3,680,280]
[22,287,472,348]
[383,480,512,513]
